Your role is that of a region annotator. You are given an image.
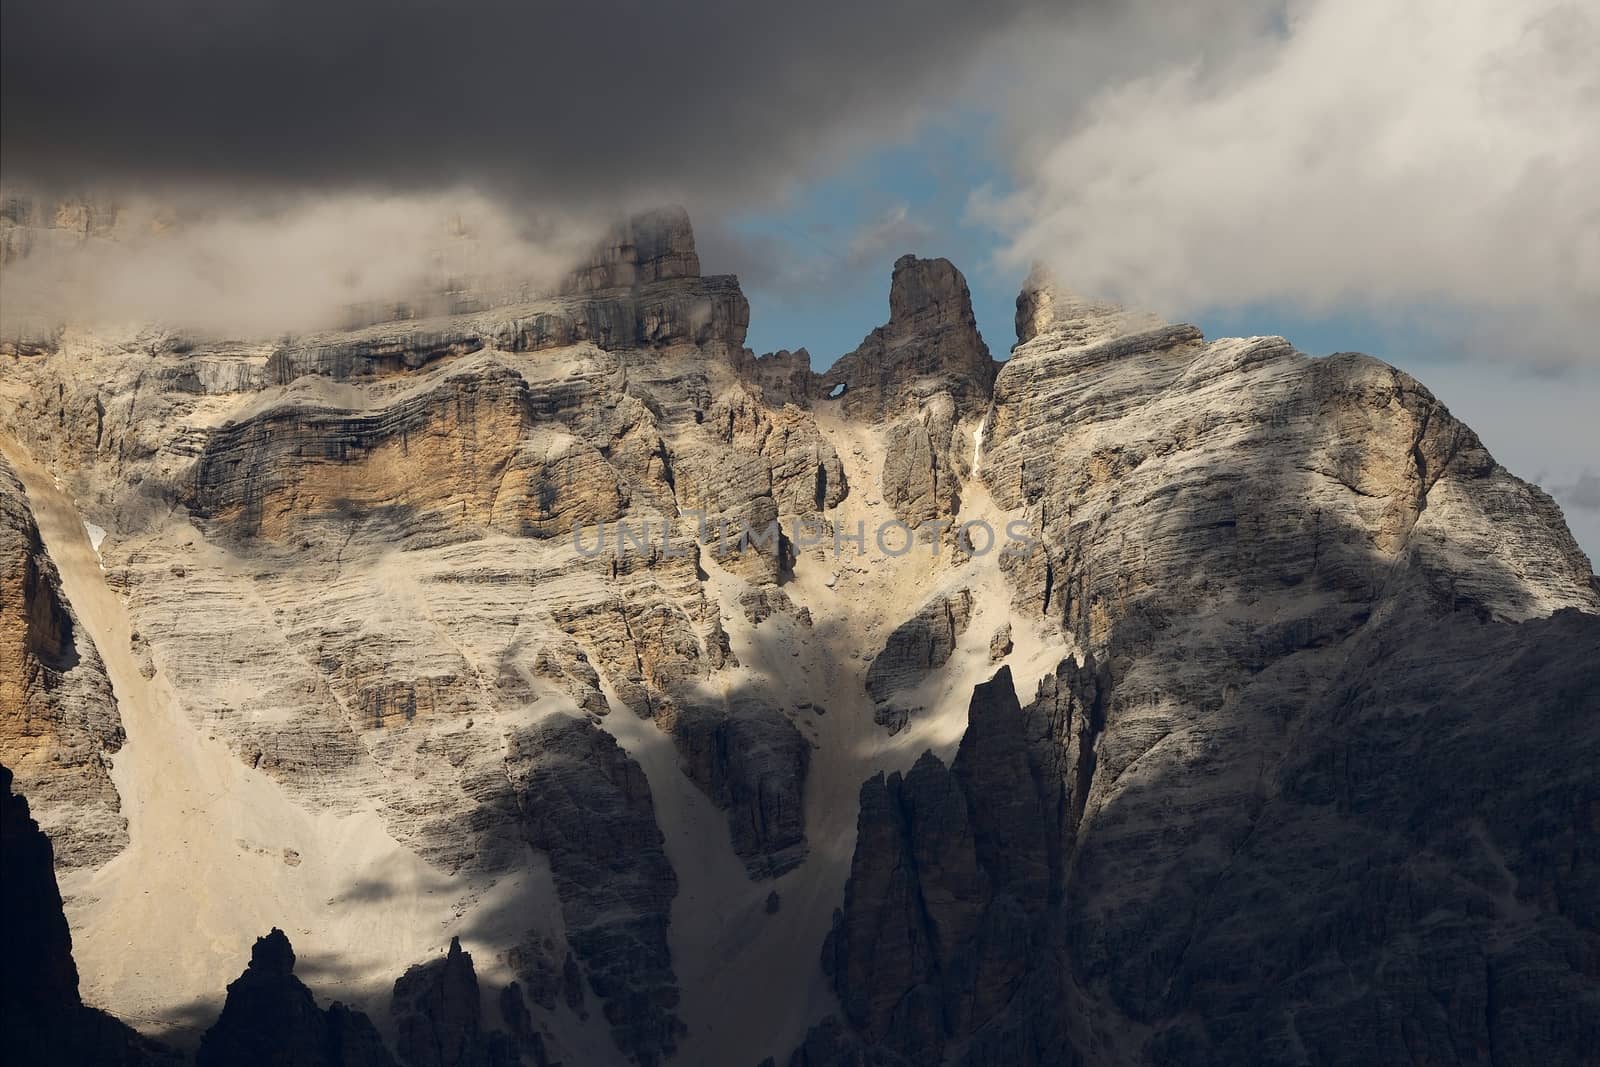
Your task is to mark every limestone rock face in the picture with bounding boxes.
[815,256,995,420]
[391,937,519,1067]
[563,206,701,293]
[0,207,829,1066]
[731,347,814,409]
[508,715,683,1065]
[0,764,179,1066]
[0,456,127,868]
[797,275,1600,1065]
[706,390,848,518]
[879,399,961,527]
[197,929,394,1067]
[815,255,995,526]
[865,589,974,733]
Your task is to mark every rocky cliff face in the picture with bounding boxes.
[807,662,1099,1066]
[0,455,127,868]
[865,588,975,733]
[815,255,997,527]
[391,937,523,1067]
[784,274,1600,1065]
[509,714,683,1064]
[1,210,1596,1067]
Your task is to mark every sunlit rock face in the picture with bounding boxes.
[0,457,126,868]
[814,254,998,528]
[2,209,1597,1067]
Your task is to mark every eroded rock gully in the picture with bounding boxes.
[2,210,1597,1067]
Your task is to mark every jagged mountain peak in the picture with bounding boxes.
[1,202,1596,1067]
[561,205,703,294]
[815,252,996,420]
[1014,262,1174,350]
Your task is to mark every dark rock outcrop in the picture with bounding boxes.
[669,698,810,878]
[865,589,974,733]
[196,929,394,1067]
[812,665,1096,1066]
[498,983,554,1067]
[507,715,683,1065]
[390,937,518,1067]
[0,763,178,1066]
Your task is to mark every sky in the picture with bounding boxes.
[2,0,1596,561]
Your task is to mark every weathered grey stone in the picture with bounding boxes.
[865,589,973,732]
[814,256,995,420]
[987,623,1012,662]
[5,207,1599,1067]
[669,698,810,878]
[0,457,127,868]
[507,715,683,1065]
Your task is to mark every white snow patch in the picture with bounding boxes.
[84,521,107,555]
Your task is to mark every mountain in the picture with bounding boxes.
[1,209,1595,1066]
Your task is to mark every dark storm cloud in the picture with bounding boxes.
[0,0,1070,205]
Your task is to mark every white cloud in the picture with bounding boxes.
[0,191,601,339]
[845,204,934,270]
[979,0,1600,364]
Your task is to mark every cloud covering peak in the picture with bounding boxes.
[979,0,1600,364]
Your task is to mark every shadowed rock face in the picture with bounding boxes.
[0,764,177,1065]
[812,664,1099,1066]
[196,929,394,1067]
[1128,606,1600,1066]
[0,457,127,868]
[391,937,521,1067]
[508,714,683,1065]
[670,697,810,878]
[788,274,1600,1066]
